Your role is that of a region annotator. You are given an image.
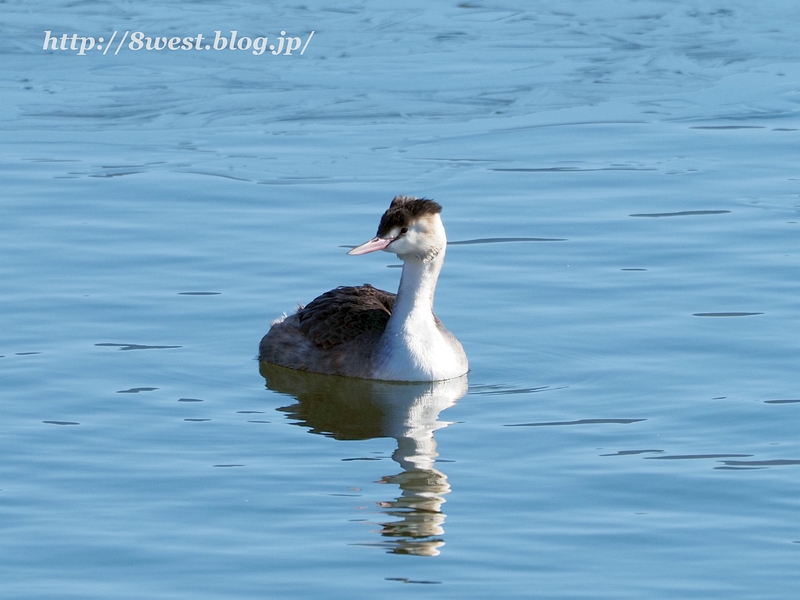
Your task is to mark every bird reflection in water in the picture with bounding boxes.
[259,362,467,556]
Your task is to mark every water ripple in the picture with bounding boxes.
[469,384,565,396]
[450,237,567,245]
[601,449,664,456]
[493,166,656,172]
[718,459,800,467]
[96,343,182,351]
[692,312,763,317]
[630,210,731,217]
[645,454,752,460]
[690,125,766,130]
[506,418,645,427]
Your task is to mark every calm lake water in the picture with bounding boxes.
[3,1,800,598]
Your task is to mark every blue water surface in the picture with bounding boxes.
[2,1,800,598]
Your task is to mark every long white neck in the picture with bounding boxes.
[377,245,467,381]
[390,246,445,329]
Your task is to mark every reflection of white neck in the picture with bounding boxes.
[379,377,466,472]
[393,436,438,472]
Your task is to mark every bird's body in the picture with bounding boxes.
[258,196,468,382]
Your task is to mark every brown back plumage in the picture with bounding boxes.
[297,284,396,350]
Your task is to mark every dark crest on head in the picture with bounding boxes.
[376,196,442,237]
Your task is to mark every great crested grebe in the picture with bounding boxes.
[259,196,468,382]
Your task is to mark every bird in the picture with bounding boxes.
[259,196,468,382]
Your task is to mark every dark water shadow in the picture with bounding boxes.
[449,237,567,245]
[385,577,442,585]
[491,166,656,172]
[690,126,765,130]
[601,449,664,457]
[469,383,560,396]
[630,210,731,218]
[506,418,645,427]
[179,170,253,183]
[645,453,752,460]
[96,343,182,351]
[717,459,800,468]
[692,312,763,317]
[259,362,467,557]
[88,171,143,178]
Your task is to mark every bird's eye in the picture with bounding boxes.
[400,227,409,235]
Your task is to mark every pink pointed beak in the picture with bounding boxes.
[347,236,394,255]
